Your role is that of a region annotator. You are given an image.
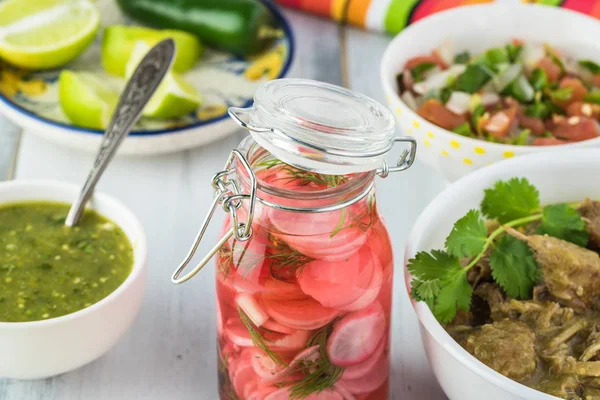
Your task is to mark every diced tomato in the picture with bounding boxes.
[512,38,524,47]
[567,101,585,117]
[566,101,600,119]
[404,50,447,70]
[518,114,546,136]
[417,99,466,130]
[593,75,600,88]
[484,107,517,138]
[550,116,600,142]
[553,77,588,109]
[533,137,567,146]
[537,57,562,83]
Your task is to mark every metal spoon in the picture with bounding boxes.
[65,39,175,227]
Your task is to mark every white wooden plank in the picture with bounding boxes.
[0,116,21,180]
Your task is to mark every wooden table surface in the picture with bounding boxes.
[0,9,448,400]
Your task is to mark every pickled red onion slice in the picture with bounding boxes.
[251,349,287,381]
[338,352,389,395]
[265,387,345,400]
[338,259,383,312]
[225,320,255,347]
[262,295,339,330]
[326,301,386,367]
[297,247,376,309]
[269,201,371,262]
[236,294,269,327]
[341,338,386,380]
[262,319,296,334]
[247,386,278,400]
[216,300,224,336]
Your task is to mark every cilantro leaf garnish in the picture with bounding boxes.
[409,177,594,324]
[481,177,540,223]
[489,235,539,298]
[537,203,589,247]
[433,269,472,323]
[407,250,461,281]
[445,210,487,258]
[411,279,439,309]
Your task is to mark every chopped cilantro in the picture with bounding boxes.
[455,64,494,93]
[579,60,600,75]
[454,51,471,64]
[530,68,548,91]
[411,62,436,82]
[550,86,573,102]
[452,122,475,137]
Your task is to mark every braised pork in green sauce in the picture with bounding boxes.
[409,178,600,399]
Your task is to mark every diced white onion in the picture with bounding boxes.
[401,91,418,111]
[446,91,471,115]
[515,75,535,102]
[492,64,522,92]
[436,39,455,66]
[422,66,441,80]
[481,92,501,106]
[564,57,580,75]
[520,43,545,70]
[413,64,467,94]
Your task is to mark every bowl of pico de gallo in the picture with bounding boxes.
[381,3,600,181]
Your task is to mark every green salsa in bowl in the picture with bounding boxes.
[0,180,147,380]
[0,202,134,322]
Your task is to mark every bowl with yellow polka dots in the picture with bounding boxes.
[380,3,600,182]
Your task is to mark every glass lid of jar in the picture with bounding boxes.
[172,79,416,284]
[229,79,408,175]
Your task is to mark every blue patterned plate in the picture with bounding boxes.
[0,0,294,155]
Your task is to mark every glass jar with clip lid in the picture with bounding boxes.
[171,79,416,400]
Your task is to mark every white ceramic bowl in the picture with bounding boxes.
[381,3,600,182]
[403,148,600,400]
[0,181,147,380]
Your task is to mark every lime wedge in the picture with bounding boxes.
[0,0,100,70]
[102,25,203,77]
[59,70,118,130]
[126,42,202,119]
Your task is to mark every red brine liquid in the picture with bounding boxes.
[216,161,393,400]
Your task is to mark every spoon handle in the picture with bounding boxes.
[65,39,175,227]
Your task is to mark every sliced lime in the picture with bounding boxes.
[0,0,100,70]
[102,25,203,77]
[126,42,202,119]
[59,70,118,130]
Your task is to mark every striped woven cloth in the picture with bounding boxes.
[275,0,600,34]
